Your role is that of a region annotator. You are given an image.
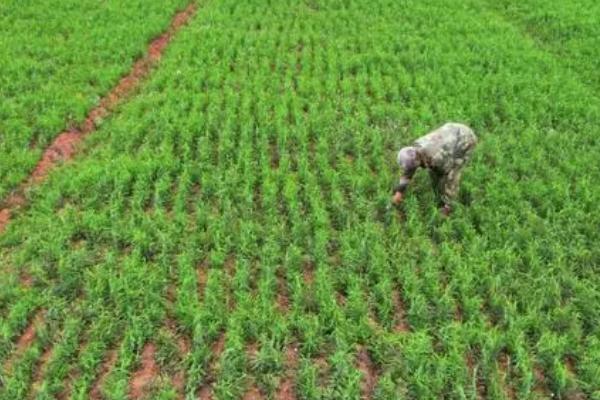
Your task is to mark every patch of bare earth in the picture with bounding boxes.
[90,349,119,400]
[3,311,44,372]
[129,343,159,399]
[454,302,464,323]
[166,318,191,400]
[0,193,25,233]
[275,344,299,400]
[20,271,34,288]
[243,386,264,400]
[0,209,10,231]
[224,254,237,310]
[58,330,89,400]
[197,333,227,399]
[497,351,516,400]
[198,258,209,301]
[562,356,586,399]
[275,377,295,400]
[242,343,265,399]
[29,345,54,398]
[314,354,329,389]
[356,346,378,399]
[198,386,213,400]
[336,291,347,307]
[533,365,552,397]
[391,289,410,333]
[270,142,280,169]
[302,257,315,285]
[465,351,486,399]
[276,271,290,313]
[0,3,197,234]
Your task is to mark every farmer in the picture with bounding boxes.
[392,122,477,215]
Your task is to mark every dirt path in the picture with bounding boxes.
[2,311,45,373]
[165,317,191,400]
[29,345,54,399]
[392,288,410,333]
[356,346,378,399]
[197,332,227,400]
[129,343,159,399]
[465,351,486,400]
[0,2,197,234]
[90,349,119,400]
[275,344,299,400]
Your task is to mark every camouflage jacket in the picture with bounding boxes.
[397,123,477,192]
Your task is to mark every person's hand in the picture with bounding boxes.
[440,204,452,216]
[392,191,403,205]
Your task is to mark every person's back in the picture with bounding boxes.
[393,122,477,215]
[414,122,476,172]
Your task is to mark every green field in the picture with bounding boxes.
[0,0,189,199]
[1,0,599,399]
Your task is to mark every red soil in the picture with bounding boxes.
[90,349,119,400]
[275,379,296,400]
[565,356,577,375]
[336,292,347,306]
[244,342,263,399]
[302,260,315,285]
[454,303,464,323]
[285,345,299,368]
[356,346,378,399]
[224,255,236,276]
[198,386,213,400]
[313,355,329,388]
[533,365,553,397]
[0,209,11,232]
[197,259,209,301]
[247,342,259,358]
[224,255,236,310]
[212,333,226,356]
[275,344,299,400]
[391,289,410,333]
[177,334,191,354]
[129,343,159,399]
[276,292,290,312]
[166,318,191,400]
[30,131,83,183]
[4,312,44,371]
[197,333,227,399]
[270,142,280,169]
[276,273,290,312]
[0,2,197,234]
[497,351,516,400]
[20,272,34,288]
[243,386,264,400]
[30,345,54,395]
[166,284,177,304]
[15,313,42,354]
[0,193,25,233]
[172,371,186,400]
[465,351,486,400]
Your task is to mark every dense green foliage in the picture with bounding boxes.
[0,0,189,199]
[1,0,599,399]
[490,0,600,92]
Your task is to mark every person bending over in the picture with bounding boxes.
[393,122,477,215]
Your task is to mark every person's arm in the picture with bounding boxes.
[392,170,415,204]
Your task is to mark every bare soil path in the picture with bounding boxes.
[0,2,198,234]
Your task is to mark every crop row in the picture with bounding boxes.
[0,0,190,199]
